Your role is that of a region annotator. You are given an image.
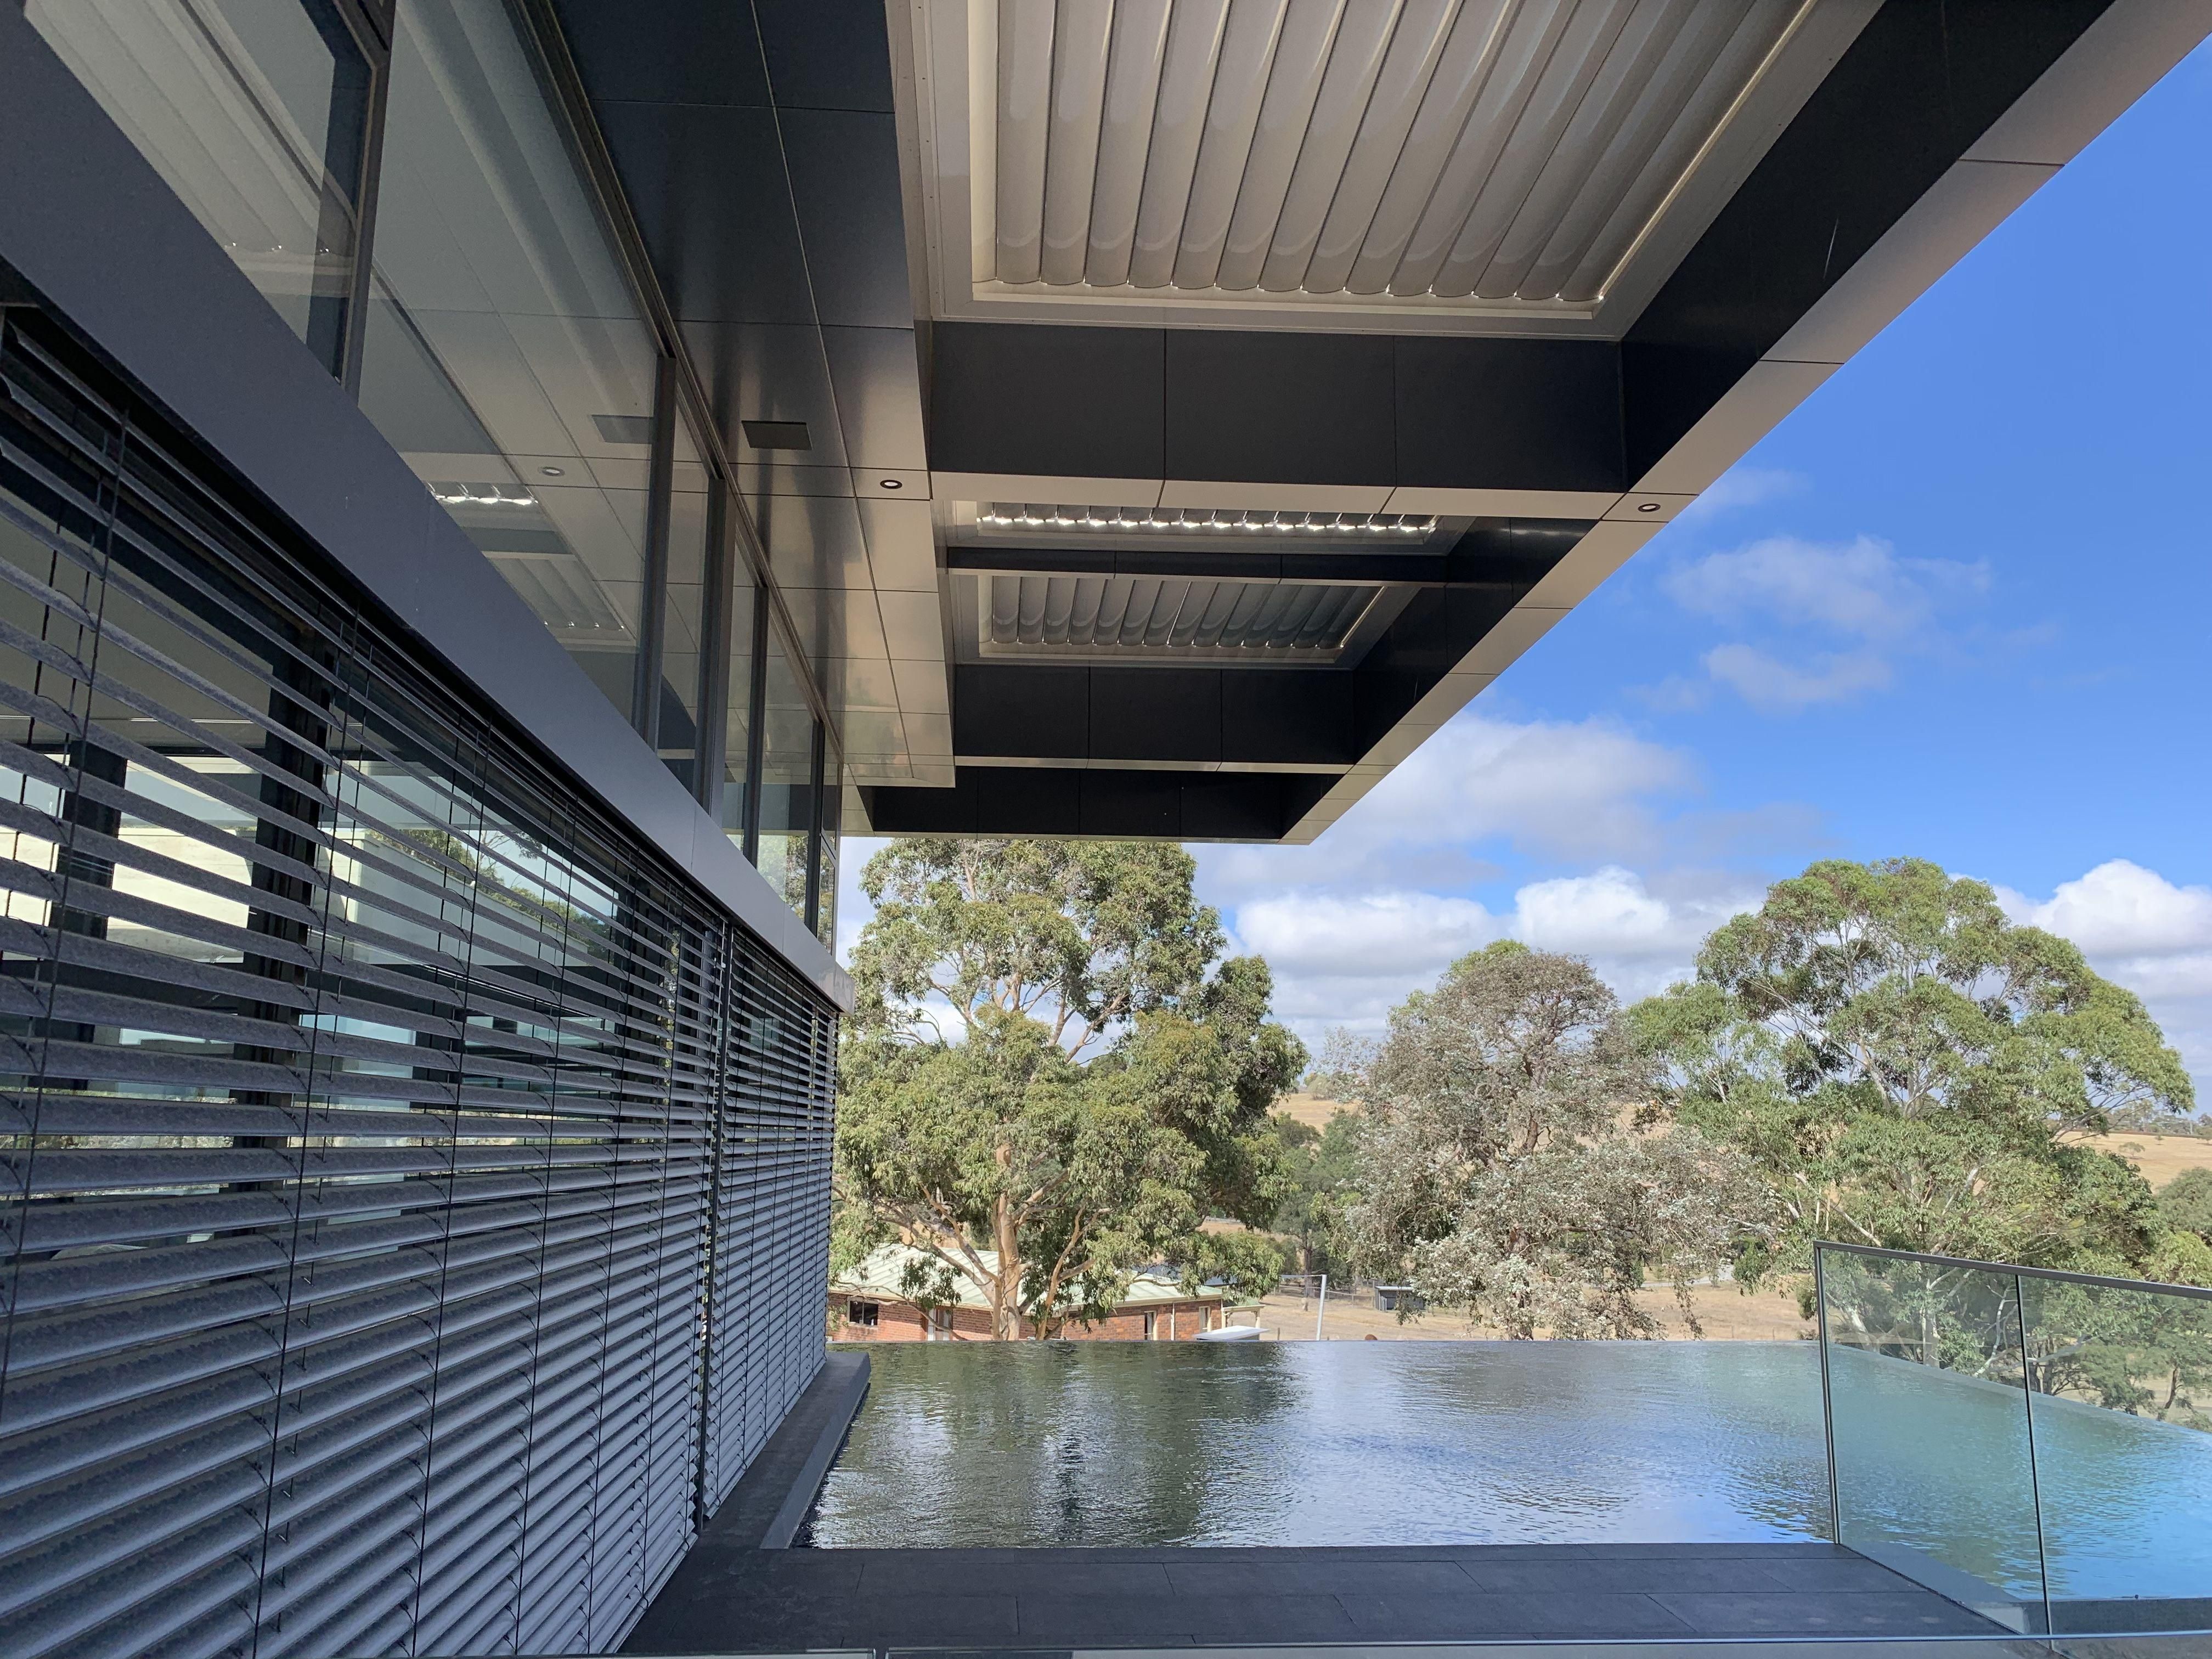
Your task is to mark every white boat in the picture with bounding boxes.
[1193,1323,1265,1341]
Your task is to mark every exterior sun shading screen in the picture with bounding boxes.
[982,504,1435,535]
[0,314,835,1659]
[992,0,1801,304]
[983,572,1378,657]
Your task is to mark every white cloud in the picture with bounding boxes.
[1667,534,1988,641]
[1702,644,1893,712]
[1657,534,1991,716]
[1676,465,1807,523]
[1203,712,1699,907]
[1997,861,2212,1099]
[1229,865,1766,1040]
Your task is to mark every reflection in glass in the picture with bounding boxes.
[2019,1274,2212,1629]
[812,759,841,948]
[718,580,758,839]
[1819,1249,2046,1631]
[354,0,664,722]
[27,0,373,375]
[656,415,709,788]
[753,634,815,920]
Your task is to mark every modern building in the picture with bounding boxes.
[834,1244,1229,1340]
[0,1,2202,1656]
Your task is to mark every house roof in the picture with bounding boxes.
[834,1244,1224,1311]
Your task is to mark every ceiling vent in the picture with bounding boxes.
[980,572,1377,659]
[909,0,1866,331]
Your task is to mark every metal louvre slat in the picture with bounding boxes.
[0,318,838,1655]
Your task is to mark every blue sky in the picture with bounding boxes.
[846,41,2212,1093]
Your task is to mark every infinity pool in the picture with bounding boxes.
[810,1340,1830,1548]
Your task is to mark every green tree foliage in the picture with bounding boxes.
[1269,1109,1362,1275]
[1344,942,1771,1338]
[837,838,1304,1336]
[1633,858,2194,1278]
[2158,1168,2212,1242]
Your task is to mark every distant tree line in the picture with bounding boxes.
[836,846,2208,1346]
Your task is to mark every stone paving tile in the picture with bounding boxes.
[1336,1590,1702,1639]
[865,1556,1175,1597]
[1164,1558,1481,1596]
[1459,1556,1802,1595]
[1650,1590,1999,1635]
[1752,1555,1927,1591]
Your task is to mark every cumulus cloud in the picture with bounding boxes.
[1997,861,2212,1097]
[1655,534,1991,715]
[1675,465,1807,523]
[1204,711,1699,905]
[1229,865,1765,1040]
[1701,644,1893,712]
[1667,534,1988,640]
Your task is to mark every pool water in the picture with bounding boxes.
[810,1340,1831,1548]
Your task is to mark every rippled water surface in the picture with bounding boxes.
[811,1341,1831,1548]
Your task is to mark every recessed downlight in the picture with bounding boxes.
[540,466,565,477]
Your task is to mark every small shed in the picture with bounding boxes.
[1374,1285,1426,1314]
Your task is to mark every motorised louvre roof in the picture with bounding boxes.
[0,309,834,1657]
[989,0,1807,307]
[981,572,1378,658]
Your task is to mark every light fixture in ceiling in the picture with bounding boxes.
[980,504,1435,535]
[431,483,538,507]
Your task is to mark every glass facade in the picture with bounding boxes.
[25,0,379,379]
[31,0,847,944]
[754,632,817,922]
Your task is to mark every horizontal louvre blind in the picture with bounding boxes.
[0,311,837,1658]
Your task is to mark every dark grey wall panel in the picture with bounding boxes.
[953,663,1090,760]
[929,323,1167,480]
[1222,672,1355,767]
[781,110,914,329]
[1164,332,1395,486]
[1393,337,1623,491]
[757,0,898,112]
[1088,668,1221,764]
[595,101,816,326]
[551,0,771,106]
[863,767,1327,840]
[684,321,852,468]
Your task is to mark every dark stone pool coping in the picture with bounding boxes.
[625,1536,2003,1652]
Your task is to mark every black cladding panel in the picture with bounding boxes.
[779,109,913,328]
[594,101,815,325]
[928,323,1166,479]
[755,0,897,112]
[1087,667,1221,764]
[953,663,1090,760]
[1393,337,1623,492]
[550,0,771,106]
[1163,331,1395,486]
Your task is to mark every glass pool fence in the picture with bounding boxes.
[1817,1239,2212,1638]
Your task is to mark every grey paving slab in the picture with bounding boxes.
[1459,1556,1801,1594]
[628,1541,2007,1653]
[1337,1589,1703,1640]
[1163,1559,1481,1596]
[1650,1590,2001,1635]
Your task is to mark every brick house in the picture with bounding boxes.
[833,1245,1228,1341]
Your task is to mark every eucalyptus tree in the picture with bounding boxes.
[1633,857,2193,1278]
[1345,941,1769,1338]
[836,837,1302,1336]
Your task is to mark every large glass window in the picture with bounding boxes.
[655,413,710,789]
[352,0,657,727]
[812,756,842,949]
[27,0,377,377]
[753,633,816,921]
[718,578,758,839]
